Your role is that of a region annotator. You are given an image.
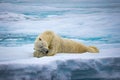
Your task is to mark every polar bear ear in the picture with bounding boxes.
[39,38,42,41]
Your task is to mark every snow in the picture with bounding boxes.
[0,44,119,62]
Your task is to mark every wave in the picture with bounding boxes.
[0,33,37,47]
[0,12,40,21]
[0,3,69,15]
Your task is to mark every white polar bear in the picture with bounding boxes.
[34,31,99,57]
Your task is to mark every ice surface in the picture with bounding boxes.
[0,44,119,80]
[0,44,120,62]
[0,47,120,80]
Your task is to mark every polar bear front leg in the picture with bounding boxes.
[47,49,57,56]
[47,45,58,56]
[33,51,45,58]
[46,35,60,56]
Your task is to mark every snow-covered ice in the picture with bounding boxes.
[0,44,120,80]
[0,44,120,62]
[0,47,120,80]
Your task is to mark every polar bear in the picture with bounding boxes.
[33,31,99,57]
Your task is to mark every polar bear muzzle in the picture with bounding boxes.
[41,47,49,54]
[38,47,49,54]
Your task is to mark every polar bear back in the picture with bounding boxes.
[58,38,87,53]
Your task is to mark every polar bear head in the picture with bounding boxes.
[34,31,54,54]
[34,37,49,54]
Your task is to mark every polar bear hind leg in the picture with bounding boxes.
[87,46,99,53]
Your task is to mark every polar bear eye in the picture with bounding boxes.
[39,38,42,41]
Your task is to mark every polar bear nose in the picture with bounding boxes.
[42,48,49,54]
[46,50,49,54]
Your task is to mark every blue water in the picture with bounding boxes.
[0,0,120,48]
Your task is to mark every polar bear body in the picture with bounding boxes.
[34,31,99,57]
